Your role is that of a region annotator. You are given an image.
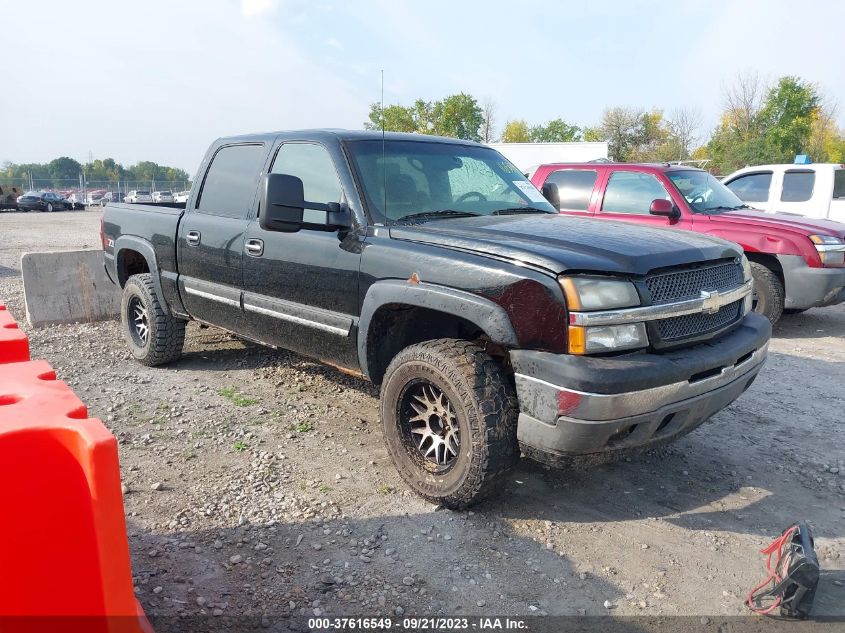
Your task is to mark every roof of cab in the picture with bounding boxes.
[214,129,482,146]
[540,162,705,173]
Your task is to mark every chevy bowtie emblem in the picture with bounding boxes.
[700,289,722,314]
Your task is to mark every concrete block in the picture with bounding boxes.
[21,250,121,327]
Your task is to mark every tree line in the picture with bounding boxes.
[1,156,191,189]
[365,74,845,174]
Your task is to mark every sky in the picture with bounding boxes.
[2,0,844,176]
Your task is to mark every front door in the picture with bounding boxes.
[177,142,267,332]
[596,169,693,231]
[241,141,363,370]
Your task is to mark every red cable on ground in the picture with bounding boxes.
[746,525,798,615]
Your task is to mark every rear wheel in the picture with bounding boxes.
[121,273,186,366]
[380,339,518,508]
[750,262,784,325]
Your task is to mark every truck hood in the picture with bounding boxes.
[389,214,741,276]
[708,209,845,239]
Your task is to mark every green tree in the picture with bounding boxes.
[758,76,820,161]
[529,118,581,142]
[500,119,531,142]
[47,157,82,181]
[365,103,417,133]
[366,94,482,141]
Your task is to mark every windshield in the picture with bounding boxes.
[667,170,747,214]
[346,140,555,224]
[137,191,151,195]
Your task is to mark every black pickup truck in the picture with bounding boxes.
[102,130,771,507]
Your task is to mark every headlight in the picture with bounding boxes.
[560,276,647,354]
[559,276,639,310]
[809,235,845,268]
[740,254,752,281]
[567,323,648,354]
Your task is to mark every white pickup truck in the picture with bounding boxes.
[723,163,845,222]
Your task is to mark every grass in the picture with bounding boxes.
[218,387,259,407]
[318,484,331,493]
[233,441,249,452]
[290,421,314,433]
[378,485,393,495]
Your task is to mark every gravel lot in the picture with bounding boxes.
[1,211,844,625]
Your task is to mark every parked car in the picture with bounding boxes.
[531,163,845,324]
[16,191,71,212]
[723,163,845,222]
[86,192,105,207]
[152,190,174,203]
[102,192,126,205]
[173,190,190,203]
[102,130,770,507]
[125,190,153,203]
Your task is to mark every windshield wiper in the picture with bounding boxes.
[394,210,481,223]
[491,207,550,215]
[702,205,746,213]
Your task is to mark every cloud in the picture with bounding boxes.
[326,37,343,50]
[241,0,279,17]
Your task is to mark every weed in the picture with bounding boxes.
[218,387,259,407]
[233,441,249,452]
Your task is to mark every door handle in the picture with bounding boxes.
[186,230,201,246]
[245,238,264,257]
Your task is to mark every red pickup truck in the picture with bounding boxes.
[531,163,845,324]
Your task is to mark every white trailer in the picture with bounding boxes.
[486,142,609,176]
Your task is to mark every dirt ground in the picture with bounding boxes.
[1,211,843,628]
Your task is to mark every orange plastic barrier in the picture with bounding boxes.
[0,309,152,632]
[0,303,29,364]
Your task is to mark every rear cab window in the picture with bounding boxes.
[197,143,267,219]
[834,169,845,199]
[780,170,815,202]
[543,169,597,211]
[725,172,772,202]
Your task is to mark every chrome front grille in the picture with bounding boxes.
[646,261,744,304]
[646,260,745,345]
[657,299,743,341]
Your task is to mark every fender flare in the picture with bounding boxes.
[357,279,519,379]
[114,235,169,315]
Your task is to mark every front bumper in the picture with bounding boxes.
[510,313,770,458]
[778,254,845,309]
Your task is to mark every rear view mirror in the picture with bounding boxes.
[541,182,560,210]
[649,198,679,219]
[260,173,304,233]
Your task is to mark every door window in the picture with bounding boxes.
[197,143,266,218]
[780,170,815,202]
[545,170,597,211]
[271,143,343,223]
[725,172,772,202]
[601,171,670,215]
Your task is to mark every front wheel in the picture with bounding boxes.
[380,339,519,508]
[750,262,784,325]
[121,273,186,366]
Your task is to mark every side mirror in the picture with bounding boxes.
[260,173,305,233]
[649,198,680,219]
[541,182,560,210]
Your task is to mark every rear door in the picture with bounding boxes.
[540,168,600,216]
[595,168,693,231]
[240,141,362,370]
[177,142,268,332]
